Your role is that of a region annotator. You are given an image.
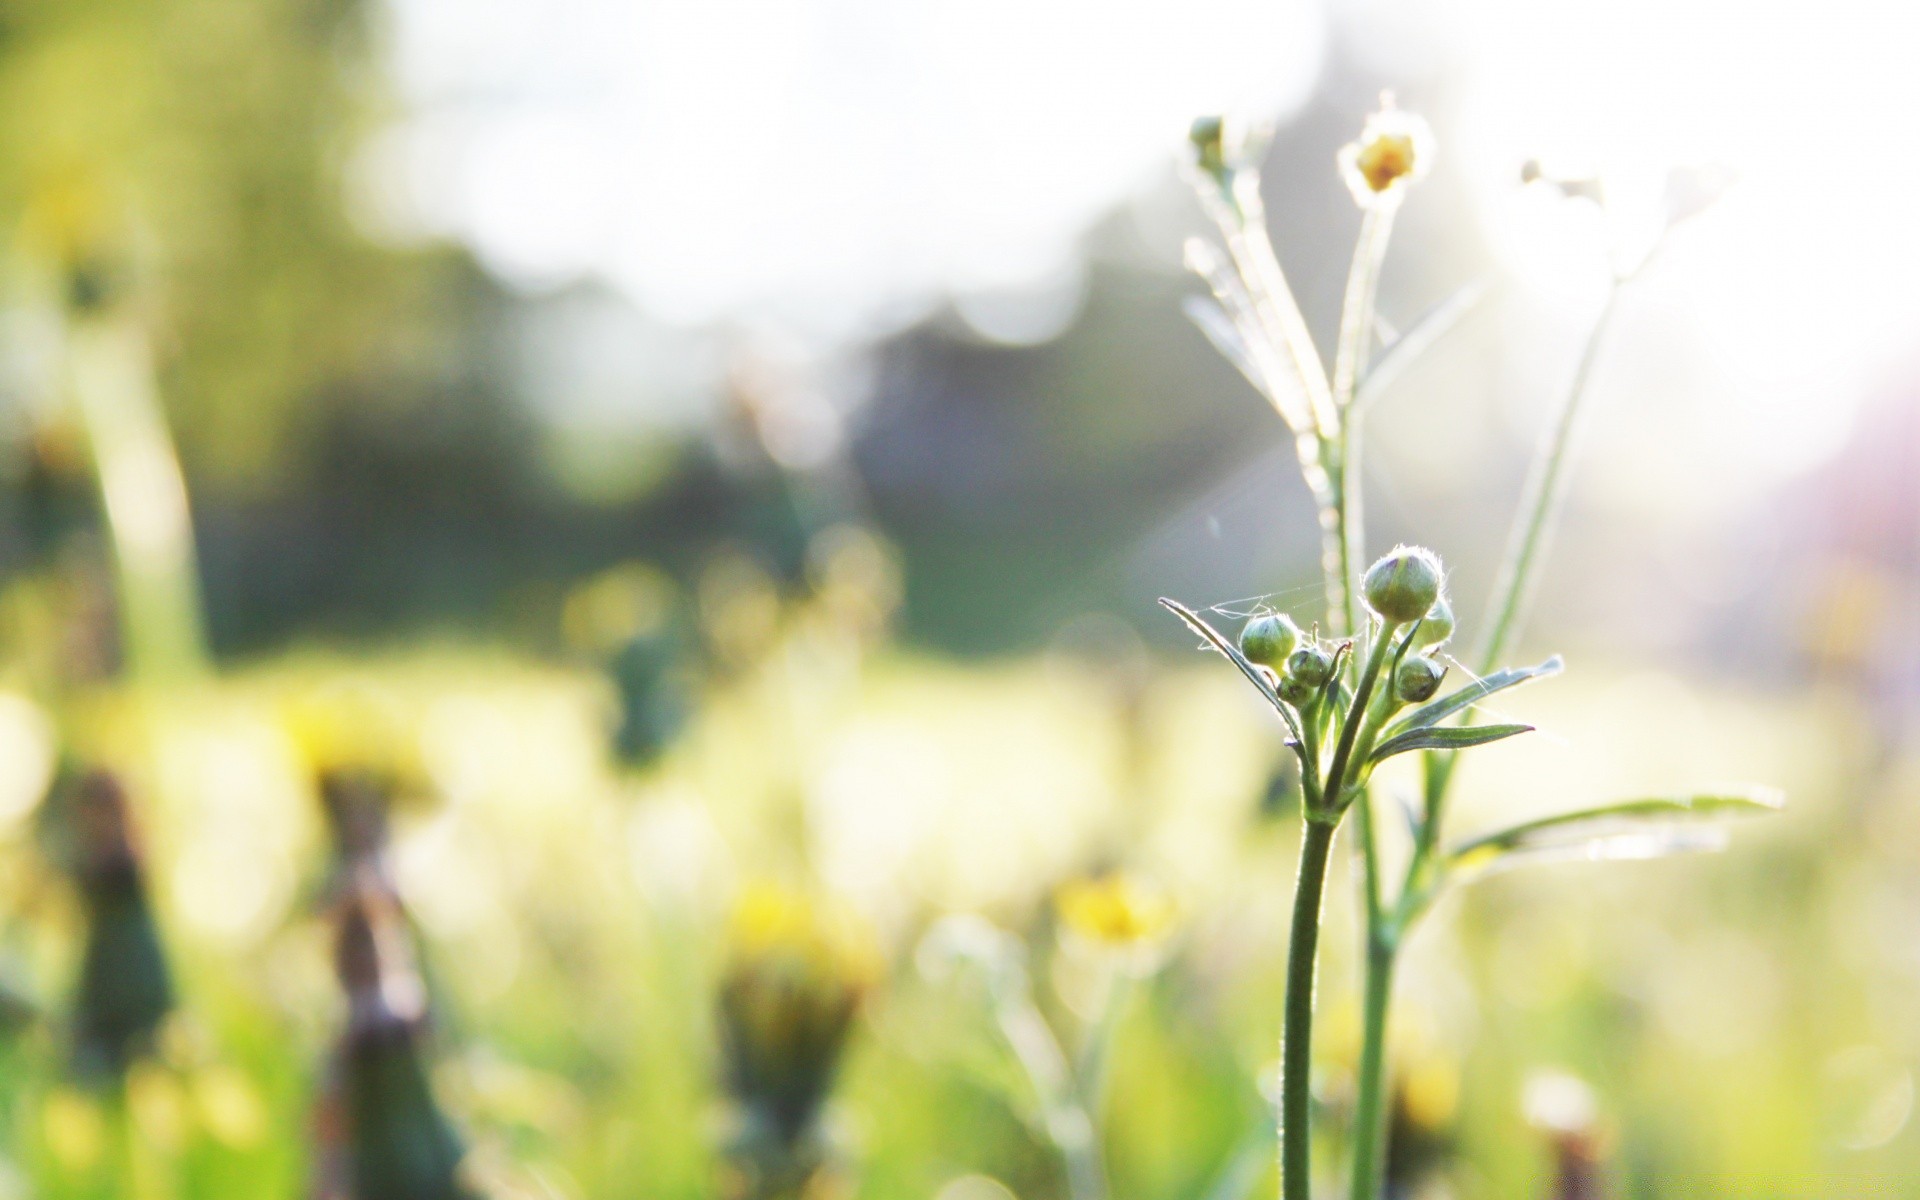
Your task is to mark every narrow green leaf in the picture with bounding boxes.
[1182,297,1265,397]
[1384,655,1564,740]
[1449,789,1784,862]
[1368,722,1533,765]
[1356,277,1491,410]
[1159,598,1304,745]
[1450,826,1734,886]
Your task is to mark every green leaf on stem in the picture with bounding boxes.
[1383,655,1563,740]
[1160,598,1305,747]
[1356,277,1491,411]
[1446,788,1784,882]
[1182,296,1264,396]
[1368,722,1533,765]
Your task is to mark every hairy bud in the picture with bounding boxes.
[1239,613,1301,670]
[1411,596,1454,648]
[1394,655,1445,704]
[1286,644,1334,690]
[1276,674,1316,708]
[1363,546,1444,625]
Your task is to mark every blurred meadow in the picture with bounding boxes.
[0,1,1917,1198]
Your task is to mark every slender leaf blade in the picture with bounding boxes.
[1158,598,1304,745]
[1450,789,1784,862]
[1369,722,1533,765]
[1357,277,1491,410]
[1385,655,1564,740]
[1182,297,1266,396]
[1449,826,1733,886]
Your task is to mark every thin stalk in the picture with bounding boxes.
[1212,182,1347,633]
[1321,624,1396,808]
[998,978,1107,1200]
[1280,818,1336,1200]
[1320,441,1356,639]
[1226,181,1336,437]
[1332,208,1394,410]
[1326,206,1395,639]
[1475,284,1622,674]
[66,315,208,683]
[1347,281,1629,1199]
[1075,970,1129,1161]
[1348,937,1397,1200]
[1283,623,1396,1198]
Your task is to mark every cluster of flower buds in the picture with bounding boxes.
[1237,610,1330,709]
[1237,551,1453,701]
[1229,546,1458,796]
[1361,546,1454,704]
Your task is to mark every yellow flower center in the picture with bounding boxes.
[1355,133,1418,193]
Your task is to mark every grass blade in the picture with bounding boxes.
[1384,656,1563,740]
[1356,277,1490,411]
[1369,722,1533,765]
[1159,598,1304,746]
[1450,789,1784,862]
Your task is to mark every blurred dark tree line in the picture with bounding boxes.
[0,6,1493,660]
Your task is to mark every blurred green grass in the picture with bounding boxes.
[0,637,1905,1198]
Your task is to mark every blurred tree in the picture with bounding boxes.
[0,0,461,494]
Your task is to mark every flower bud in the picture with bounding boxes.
[1285,644,1334,690]
[1238,613,1300,670]
[1190,116,1228,177]
[1276,674,1316,708]
[1394,655,1445,704]
[1337,100,1434,209]
[1363,546,1444,625]
[1411,596,1454,648]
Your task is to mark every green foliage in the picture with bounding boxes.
[0,0,462,491]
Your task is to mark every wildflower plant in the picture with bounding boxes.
[919,870,1174,1200]
[52,768,174,1080]
[315,870,475,1200]
[1169,98,1778,1199]
[717,885,878,1200]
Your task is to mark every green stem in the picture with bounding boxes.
[1348,933,1397,1200]
[1348,280,1631,1199]
[1332,208,1393,410]
[1280,818,1337,1200]
[67,315,209,684]
[1327,207,1393,640]
[1475,284,1622,674]
[1229,183,1336,438]
[1322,625,1396,808]
[1327,437,1359,640]
[1282,626,1396,1198]
[997,977,1107,1200]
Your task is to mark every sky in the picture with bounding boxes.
[366,0,1920,494]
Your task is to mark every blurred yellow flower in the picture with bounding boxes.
[1400,1055,1460,1132]
[1338,101,1434,209]
[17,167,113,270]
[726,884,880,993]
[561,562,676,655]
[41,1088,106,1172]
[281,682,422,792]
[126,1060,189,1150]
[193,1064,268,1148]
[719,885,878,1161]
[1055,872,1175,949]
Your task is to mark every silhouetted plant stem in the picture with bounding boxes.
[1348,281,1626,1199]
[1280,818,1335,1200]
